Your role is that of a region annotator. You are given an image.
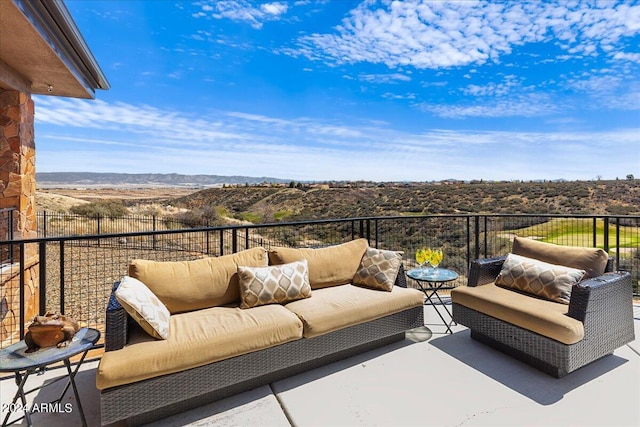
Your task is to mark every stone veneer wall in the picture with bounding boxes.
[0,89,39,345]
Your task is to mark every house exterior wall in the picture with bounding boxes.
[0,88,39,345]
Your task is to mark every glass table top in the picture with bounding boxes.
[0,327,100,372]
[407,268,458,282]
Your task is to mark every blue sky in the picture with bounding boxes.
[34,0,640,181]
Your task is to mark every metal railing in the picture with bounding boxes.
[1,214,638,348]
[1,208,15,264]
[37,211,193,237]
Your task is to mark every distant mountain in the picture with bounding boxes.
[36,172,291,188]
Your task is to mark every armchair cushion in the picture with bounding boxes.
[238,260,311,308]
[451,282,584,344]
[495,253,585,304]
[512,237,608,279]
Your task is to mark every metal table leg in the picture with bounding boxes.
[60,352,89,427]
[2,371,33,427]
[1,350,90,427]
[420,282,456,334]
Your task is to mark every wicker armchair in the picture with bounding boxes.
[452,255,635,377]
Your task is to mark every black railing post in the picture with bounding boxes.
[59,241,65,313]
[592,217,597,248]
[232,228,238,253]
[603,216,610,253]
[38,241,47,317]
[483,216,488,257]
[351,220,355,240]
[245,227,249,250]
[474,215,480,260]
[374,219,379,248]
[615,217,620,269]
[19,243,25,339]
[359,220,364,239]
[9,209,15,263]
[97,215,101,235]
[466,216,471,269]
[366,219,371,243]
[219,229,224,256]
[206,231,211,255]
[42,210,47,238]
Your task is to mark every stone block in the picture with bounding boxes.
[3,120,18,139]
[0,265,39,345]
[0,196,18,209]
[0,90,20,107]
[6,105,21,122]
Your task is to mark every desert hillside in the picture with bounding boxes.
[172,180,640,222]
[36,179,639,223]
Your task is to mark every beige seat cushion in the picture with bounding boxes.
[285,284,424,338]
[512,237,608,279]
[451,283,584,345]
[96,304,303,390]
[129,247,268,313]
[269,239,368,289]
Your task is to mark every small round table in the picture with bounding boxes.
[0,327,100,427]
[407,268,459,334]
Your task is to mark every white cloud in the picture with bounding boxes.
[33,97,640,181]
[286,1,640,69]
[613,52,640,63]
[359,73,411,84]
[193,0,290,29]
[419,93,560,118]
[261,2,288,16]
[382,92,416,100]
[462,75,521,96]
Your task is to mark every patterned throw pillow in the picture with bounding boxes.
[115,276,170,339]
[495,253,586,304]
[352,247,403,292]
[238,260,311,308]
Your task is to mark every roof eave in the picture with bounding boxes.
[13,0,110,98]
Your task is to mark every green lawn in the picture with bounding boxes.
[510,218,640,250]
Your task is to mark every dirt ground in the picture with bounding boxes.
[38,187,197,201]
[36,188,198,213]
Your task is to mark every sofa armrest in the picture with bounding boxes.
[395,264,408,288]
[467,256,506,287]
[105,281,129,352]
[605,257,614,272]
[568,272,635,338]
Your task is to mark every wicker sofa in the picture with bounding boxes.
[97,239,424,425]
[451,237,635,378]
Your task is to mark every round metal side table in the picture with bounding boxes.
[407,268,459,334]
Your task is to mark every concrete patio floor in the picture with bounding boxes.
[2,301,639,427]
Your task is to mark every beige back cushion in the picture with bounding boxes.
[129,247,268,313]
[512,237,608,279]
[268,239,368,289]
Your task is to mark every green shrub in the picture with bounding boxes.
[70,201,128,218]
[174,206,225,227]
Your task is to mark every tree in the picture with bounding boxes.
[626,174,635,180]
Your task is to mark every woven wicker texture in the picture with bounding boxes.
[101,263,422,425]
[454,260,635,377]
